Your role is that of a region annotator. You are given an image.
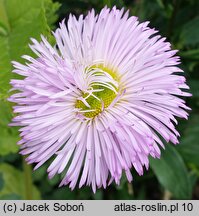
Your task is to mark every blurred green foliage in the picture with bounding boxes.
[0,163,40,199]
[0,0,199,200]
[150,144,191,199]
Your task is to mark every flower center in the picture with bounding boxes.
[75,64,119,118]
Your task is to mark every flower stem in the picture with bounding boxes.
[127,183,134,195]
[23,157,33,200]
[163,190,172,200]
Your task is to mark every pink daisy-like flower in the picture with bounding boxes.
[9,6,191,192]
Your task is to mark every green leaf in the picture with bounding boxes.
[0,163,41,199]
[177,114,199,166]
[103,0,111,7]
[0,101,19,155]
[0,0,60,154]
[0,0,52,100]
[180,17,199,46]
[0,173,4,191]
[150,144,191,199]
[44,0,61,29]
[0,193,22,200]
